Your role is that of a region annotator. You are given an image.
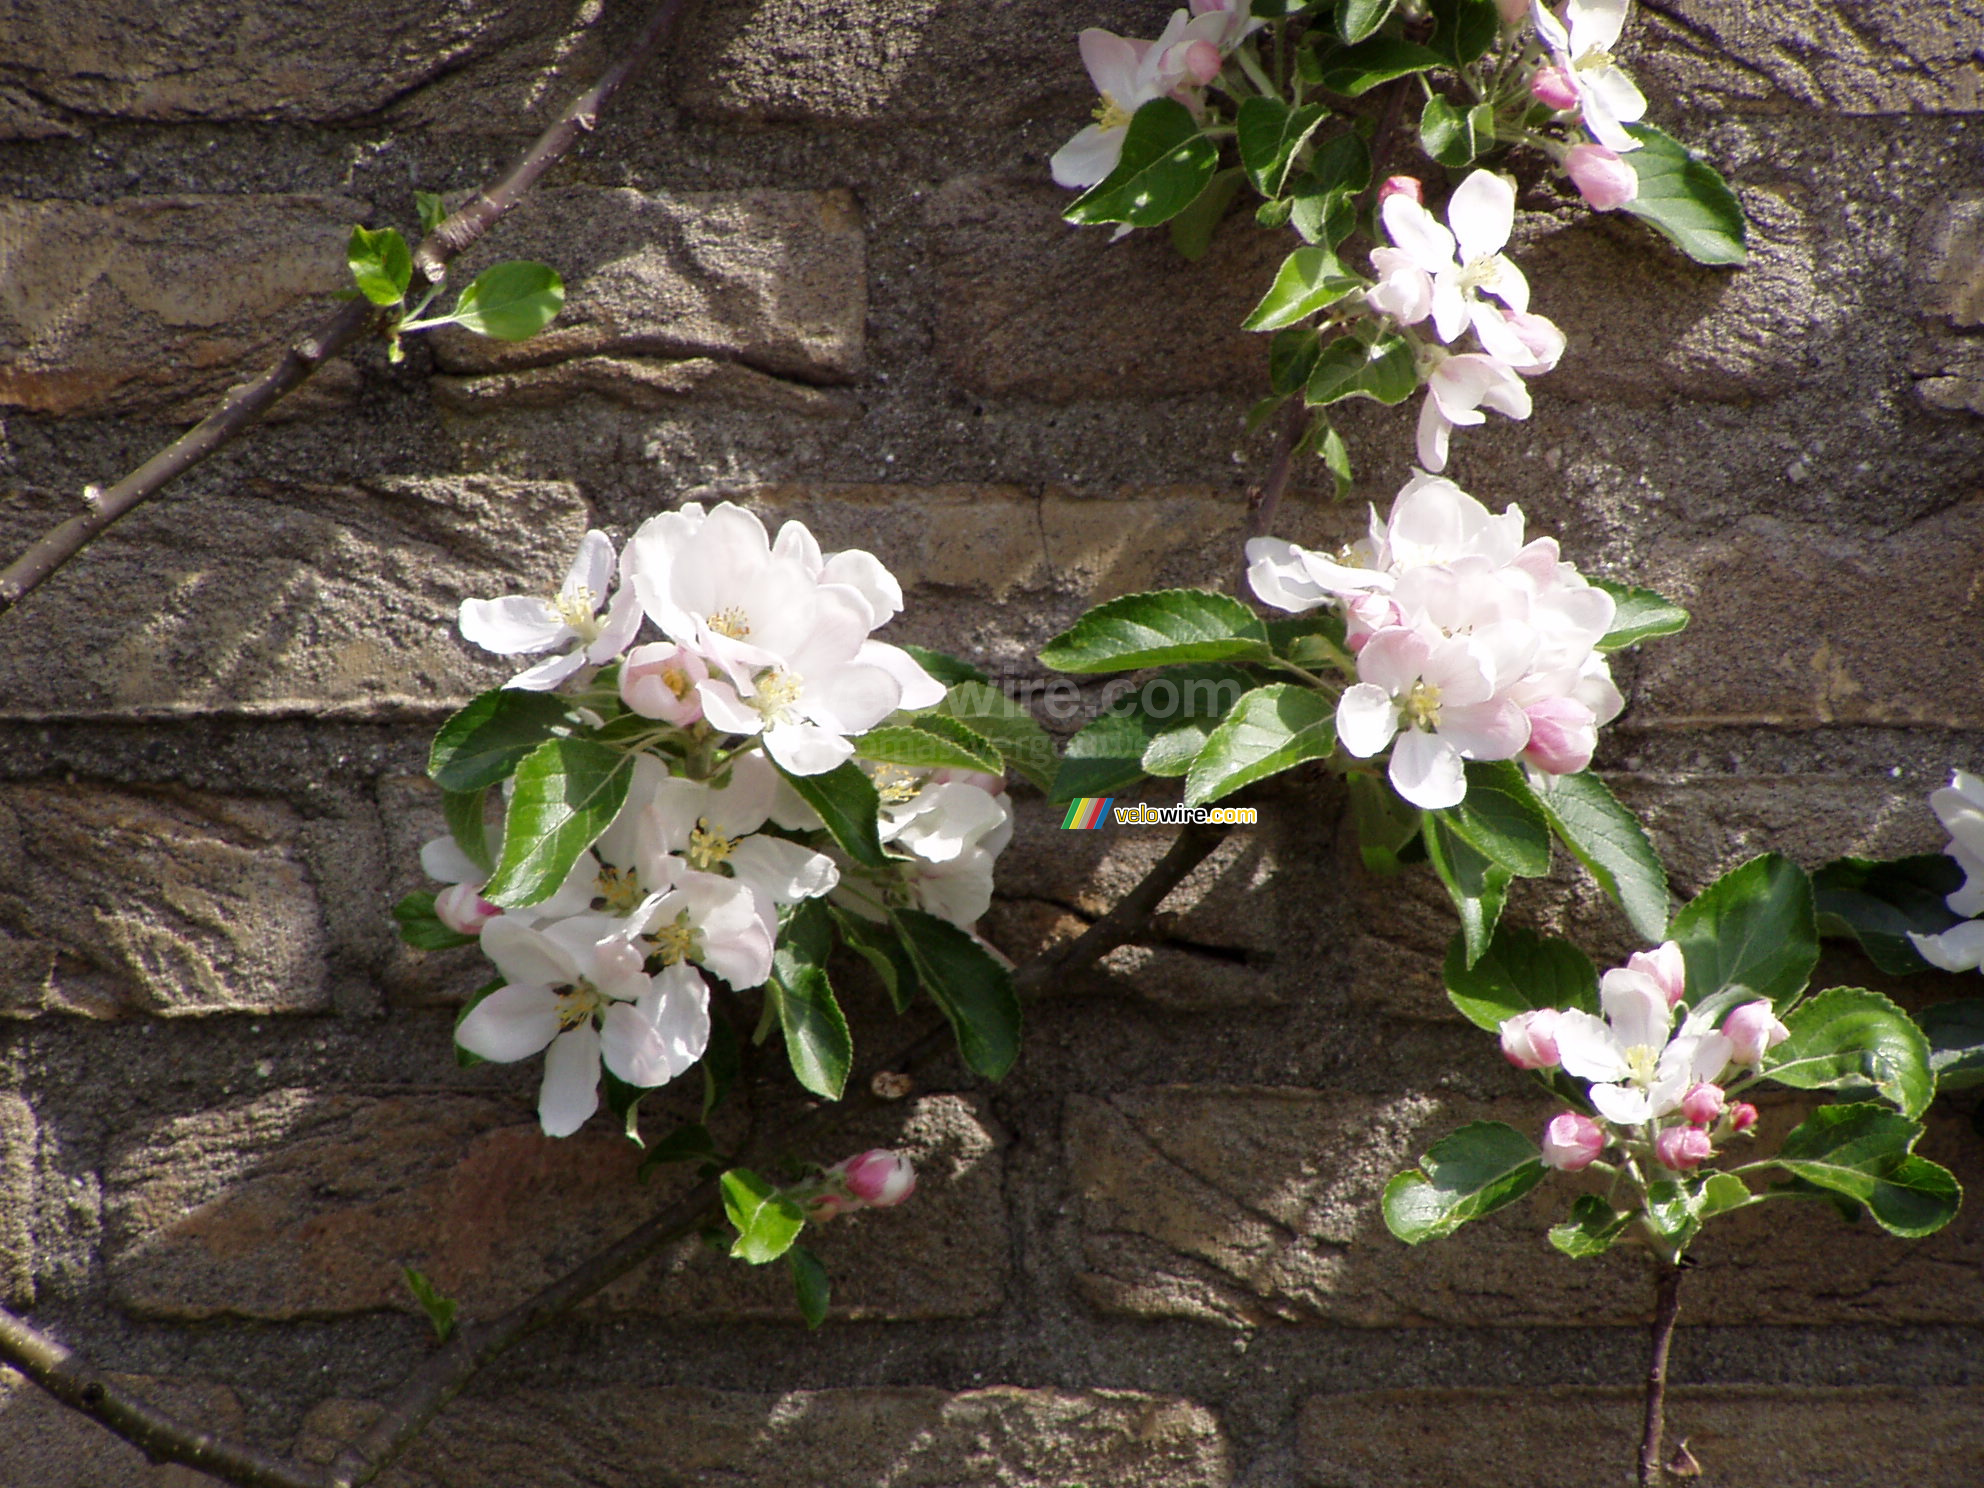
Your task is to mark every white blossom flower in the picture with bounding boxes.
[459,530,642,691]
[1532,0,1648,153]
[1381,171,1531,347]
[636,753,840,913]
[1416,350,1533,473]
[1553,971,1733,1126]
[1050,17,1193,190]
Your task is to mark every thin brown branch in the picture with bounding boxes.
[1238,402,1308,594]
[0,0,691,618]
[1638,1261,1685,1487]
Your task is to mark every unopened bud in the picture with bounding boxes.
[1377,175,1424,207]
[1727,1101,1759,1133]
[435,882,501,935]
[1500,1008,1563,1070]
[1540,1112,1605,1171]
[1655,1124,1713,1171]
[1521,696,1597,776]
[830,1149,917,1208]
[1530,64,1579,111]
[1679,1082,1725,1127]
[1565,143,1639,211]
[1626,941,1687,1008]
[1722,1000,1789,1065]
[1171,38,1223,87]
[620,641,709,725]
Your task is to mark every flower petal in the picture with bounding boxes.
[455,983,561,1063]
[1447,170,1515,262]
[538,1024,601,1137]
[459,595,566,655]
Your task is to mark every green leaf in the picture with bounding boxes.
[428,688,574,793]
[1317,38,1446,97]
[769,901,853,1100]
[1436,760,1551,877]
[1698,1170,1755,1220]
[1169,166,1245,261]
[1270,326,1322,395]
[415,190,449,238]
[1318,420,1353,499]
[481,738,632,907]
[442,786,494,876]
[936,682,1055,793]
[1429,0,1501,65]
[1424,813,1513,966]
[392,891,477,951]
[1670,852,1817,1011]
[1304,332,1419,406]
[635,1122,720,1182]
[1619,122,1748,267]
[401,1267,457,1342]
[830,905,918,1014]
[1066,98,1219,228]
[1772,1104,1960,1238]
[1531,770,1670,941]
[1184,683,1337,806]
[1306,133,1372,194]
[450,261,566,340]
[1383,1121,1545,1244]
[1443,924,1599,1033]
[1642,1178,1706,1250]
[1769,986,1936,1119]
[901,644,988,687]
[1051,665,1256,800]
[1813,854,1965,975]
[787,1245,831,1329]
[1242,246,1362,332]
[348,224,412,306]
[1419,96,1483,169]
[1237,97,1329,197]
[857,715,1003,776]
[776,760,888,869]
[1593,579,1690,651]
[1337,0,1400,44]
[1288,176,1358,248]
[721,1168,808,1263]
[1039,589,1272,673]
[891,908,1021,1081]
[1549,1194,1632,1258]
[1920,1000,1984,1091]
[1348,771,1421,874]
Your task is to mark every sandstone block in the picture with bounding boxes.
[1069,1087,1984,1327]
[376,776,494,1009]
[430,356,860,417]
[1300,1386,1984,1488]
[0,785,329,1019]
[426,189,866,384]
[1,1095,34,1303]
[296,1384,1231,1487]
[106,1090,1005,1323]
[0,1368,245,1488]
[0,194,363,418]
[1915,192,1984,329]
[0,475,587,717]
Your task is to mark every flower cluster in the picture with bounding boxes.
[1907,770,1984,972]
[1501,941,1785,1173]
[1247,472,1622,809]
[1529,1,1649,209]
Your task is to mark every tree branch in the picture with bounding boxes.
[1638,1261,1685,1487]
[1238,402,1308,594]
[0,0,691,618]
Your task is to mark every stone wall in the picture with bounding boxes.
[3,2,1983,1484]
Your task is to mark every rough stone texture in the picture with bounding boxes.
[1299,1386,1984,1488]
[1637,2,1984,114]
[1069,1087,1984,1327]
[0,1368,246,1488]
[106,1091,1005,1323]
[0,194,362,418]
[0,784,329,1019]
[0,476,586,717]
[1,1095,34,1304]
[425,188,867,384]
[295,1385,1231,1487]
[1911,190,1984,414]
[430,355,861,418]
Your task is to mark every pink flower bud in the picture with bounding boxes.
[1722,1000,1790,1065]
[1520,696,1597,775]
[435,882,501,935]
[620,642,708,725]
[1565,144,1639,211]
[1500,1008,1563,1070]
[1727,1101,1759,1133]
[1626,941,1687,1008]
[1530,65,1579,111]
[1170,39,1223,87]
[1680,1082,1725,1126]
[1377,175,1424,208]
[1655,1124,1714,1171]
[1541,1112,1605,1171]
[803,1192,853,1221]
[831,1149,917,1208]
[1499,0,1534,25]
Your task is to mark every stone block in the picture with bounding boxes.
[1068,1086,1984,1327]
[0,784,329,1019]
[106,1090,1005,1323]
[376,776,492,1009]
[1,1095,34,1304]
[0,194,363,418]
[1630,502,1984,727]
[1915,192,1984,329]
[1300,1386,1984,1488]
[426,189,866,384]
[430,356,860,418]
[0,1368,245,1488]
[296,1384,1231,1487]
[0,475,587,717]
[1636,1,1984,115]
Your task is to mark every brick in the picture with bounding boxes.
[1630,502,1984,727]
[0,475,588,717]
[1636,1,1984,115]
[0,1368,244,1488]
[296,1384,1231,1487]
[927,177,1282,401]
[0,784,329,1019]
[0,195,363,418]
[106,1091,1005,1323]
[1299,1386,1984,1488]
[1,1095,34,1304]
[426,189,866,384]
[1069,1087,1984,1327]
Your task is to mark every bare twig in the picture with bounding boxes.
[1238,402,1309,594]
[0,0,691,618]
[1638,1262,1685,1487]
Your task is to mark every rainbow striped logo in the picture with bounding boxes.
[1060,797,1114,830]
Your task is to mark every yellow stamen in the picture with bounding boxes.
[649,912,701,967]
[549,586,603,643]
[594,865,644,916]
[554,980,605,1030]
[1402,680,1443,731]
[1092,92,1134,131]
[708,607,751,638]
[687,816,737,872]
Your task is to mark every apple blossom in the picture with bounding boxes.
[1051,16,1197,190]
[1679,1081,1725,1126]
[1722,999,1789,1065]
[1926,769,1984,917]
[1553,967,1733,1125]
[435,882,501,936]
[1530,64,1579,111]
[1727,1101,1759,1133]
[1541,1112,1606,1170]
[635,753,840,914]
[620,641,709,725]
[458,529,642,692]
[1654,1124,1713,1171]
[1565,143,1638,210]
[833,1149,918,1207]
[1908,920,1984,973]
[1501,1008,1563,1069]
[1605,939,1686,1009]
[1521,695,1598,774]
[1531,0,1649,154]
[1416,349,1533,473]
